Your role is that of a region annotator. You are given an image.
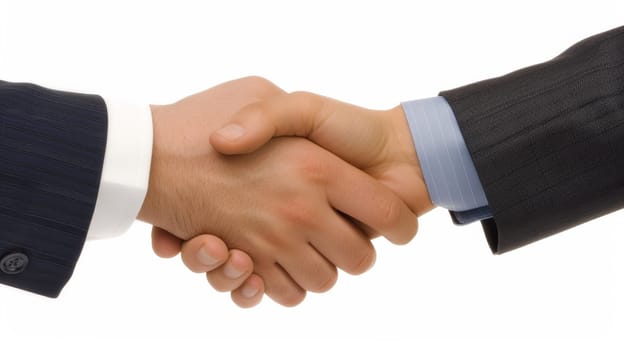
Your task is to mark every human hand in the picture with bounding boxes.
[152,227,264,308]
[209,92,434,223]
[138,77,418,306]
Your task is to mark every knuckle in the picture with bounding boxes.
[377,197,403,231]
[241,101,270,120]
[311,269,338,293]
[265,266,307,307]
[279,290,306,307]
[240,76,283,98]
[181,251,210,274]
[346,246,376,275]
[288,90,313,99]
[186,265,206,274]
[293,153,329,185]
[232,295,260,309]
[206,274,233,292]
[385,214,418,246]
[278,198,317,227]
[288,90,315,102]
[394,227,418,246]
[186,259,212,274]
[288,91,323,113]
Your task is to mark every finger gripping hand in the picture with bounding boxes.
[210,92,324,155]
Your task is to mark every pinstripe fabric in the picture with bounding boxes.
[440,26,624,253]
[0,81,107,297]
[401,97,490,219]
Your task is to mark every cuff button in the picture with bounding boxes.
[1,253,29,275]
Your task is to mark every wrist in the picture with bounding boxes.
[89,98,153,238]
[386,105,434,214]
[137,104,164,224]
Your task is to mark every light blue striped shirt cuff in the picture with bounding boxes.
[401,97,491,223]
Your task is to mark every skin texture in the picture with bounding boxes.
[139,77,419,307]
[151,226,264,308]
[210,91,434,217]
[151,80,436,308]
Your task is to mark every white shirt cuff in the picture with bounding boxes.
[86,98,153,239]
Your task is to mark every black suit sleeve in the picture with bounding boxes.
[439,26,624,254]
[0,81,107,297]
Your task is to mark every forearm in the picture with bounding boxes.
[0,81,108,297]
[0,80,153,297]
[440,26,624,253]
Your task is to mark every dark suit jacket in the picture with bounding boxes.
[0,82,107,297]
[440,26,624,253]
[1,26,621,297]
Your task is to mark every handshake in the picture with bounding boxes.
[1,26,618,305]
[139,76,433,307]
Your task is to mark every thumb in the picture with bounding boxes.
[209,109,278,155]
[210,92,323,155]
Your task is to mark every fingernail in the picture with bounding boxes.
[216,124,245,141]
[241,284,259,298]
[224,263,245,279]
[197,246,219,267]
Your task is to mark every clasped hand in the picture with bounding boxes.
[139,77,433,307]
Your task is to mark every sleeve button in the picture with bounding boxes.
[1,253,29,275]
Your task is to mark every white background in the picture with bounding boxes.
[0,0,622,348]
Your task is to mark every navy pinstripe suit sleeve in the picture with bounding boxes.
[0,81,107,297]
